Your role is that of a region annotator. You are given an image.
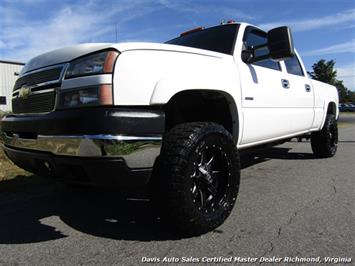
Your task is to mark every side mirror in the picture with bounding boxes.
[267,26,295,61]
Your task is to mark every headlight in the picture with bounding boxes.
[65,50,119,79]
[59,85,113,108]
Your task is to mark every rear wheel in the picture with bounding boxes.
[152,122,240,235]
[311,114,338,158]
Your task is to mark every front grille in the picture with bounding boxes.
[12,91,56,114]
[14,66,63,91]
[12,65,64,114]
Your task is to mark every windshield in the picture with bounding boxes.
[165,24,239,55]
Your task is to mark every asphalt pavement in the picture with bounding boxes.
[0,114,354,265]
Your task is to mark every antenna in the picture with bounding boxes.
[115,23,118,42]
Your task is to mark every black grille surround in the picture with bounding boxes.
[14,66,63,90]
[12,65,64,114]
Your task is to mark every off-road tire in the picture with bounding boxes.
[311,114,338,158]
[152,122,240,235]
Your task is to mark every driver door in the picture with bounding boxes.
[238,26,293,145]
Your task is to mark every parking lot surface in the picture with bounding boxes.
[0,114,354,265]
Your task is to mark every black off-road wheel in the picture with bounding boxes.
[311,114,338,158]
[152,122,240,236]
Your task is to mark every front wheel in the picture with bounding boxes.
[311,114,338,158]
[152,122,240,235]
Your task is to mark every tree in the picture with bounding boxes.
[310,59,337,84]
[310,59,354,103]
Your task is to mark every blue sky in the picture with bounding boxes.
[0,0,354,90]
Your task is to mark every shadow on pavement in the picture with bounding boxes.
[241,147,316,169]
[0,146,316,244]
[0,175,179,244]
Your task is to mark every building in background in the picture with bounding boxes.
[0,60,25,112]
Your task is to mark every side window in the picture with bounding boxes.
[243,28,280,71]
[284,55,304,76]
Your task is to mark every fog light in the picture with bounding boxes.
[59,85,113,108]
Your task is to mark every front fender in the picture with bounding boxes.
[150,77,232,105]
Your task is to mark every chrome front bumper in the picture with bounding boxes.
[0,133,162,168]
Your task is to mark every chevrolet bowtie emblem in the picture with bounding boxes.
[19,86,30,99]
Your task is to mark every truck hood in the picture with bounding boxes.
[22,42,225,74]
[22,43,115,74]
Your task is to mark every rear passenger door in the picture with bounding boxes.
[281,53,314,132]
[239,26,294,145]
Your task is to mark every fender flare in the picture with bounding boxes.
[319,101,338,129]
[150,83,242,143]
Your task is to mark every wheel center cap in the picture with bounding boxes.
[199,166,213,183]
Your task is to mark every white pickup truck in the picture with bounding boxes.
[0,22,338,235]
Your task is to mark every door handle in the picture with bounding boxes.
[305,84,311,92]
[281,79,290,88]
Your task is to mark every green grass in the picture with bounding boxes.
[0,110,12,119]
[0,110,5,119]
[0,149,30,182]
[0,111,28,181]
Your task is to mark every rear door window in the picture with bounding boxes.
[284,55,304,76]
